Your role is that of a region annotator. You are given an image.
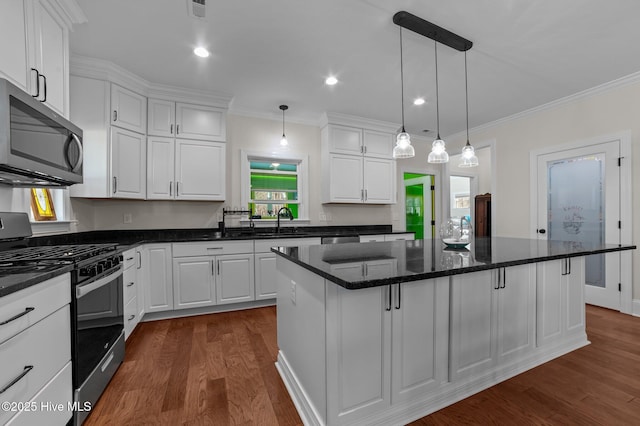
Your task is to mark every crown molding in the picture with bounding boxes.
[70,55,232,108]
[53,0,87,25]
[229,106,320,127]
[320,111,400,134]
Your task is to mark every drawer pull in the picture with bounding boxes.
[128,314,135,321]
[206,247,223,250]
[127,282,135,287]
[0,307,35,326]
[0,365,34,394]
[126,257,134,261]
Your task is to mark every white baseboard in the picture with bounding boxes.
[141,299,275,322]
[633,299,640,317]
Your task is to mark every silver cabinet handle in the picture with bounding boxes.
[211,260,214,275]
[39,74,47,102]
[363,146,367,154]
[170,124,173,134]
[501,268,506,289]
[30,68,40,98]
[0,307,34,326]
[386,285,392,311]
[217,260,220,275]
[176,124,180,134]
[494,269,500,290]
[137,251,142,269]
[113,176,117,194]
[395,284,401,310]
[176,182,180,196]
[127,281,135,287]
[169,181,173,196]
[0,365,33,394]
[128,314,135,321]
[113,110,118,122]
[126,256,134,261]
[364,189,368,201]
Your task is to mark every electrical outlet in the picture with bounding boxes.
[290,280,297,305]
[123,213,132,224]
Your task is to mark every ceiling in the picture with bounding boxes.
[70,0,640,138]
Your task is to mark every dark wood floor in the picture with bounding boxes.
[84,305,640,425]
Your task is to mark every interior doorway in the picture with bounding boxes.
[404,173,435,239]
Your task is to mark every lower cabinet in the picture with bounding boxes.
[449,264,536,380]
[536,257,586,347]
[142,243,174,313]
[325,277,449,424]
[122,248,139,339]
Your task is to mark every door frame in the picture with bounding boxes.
[529,131,633,314]
[397,165,443,238]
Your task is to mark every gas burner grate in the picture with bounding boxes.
[0,244,117,264]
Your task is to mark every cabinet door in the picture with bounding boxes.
[565,257,586,338]
[135,247,145,319]
[363,129,393,158]
[143,244,173,313]
[0,0,30,92]
[147,136,175,200]
[255,253,277,300]
[175,103,226,141]
[496,264,536,364]
[326,284,391,424]
[327,153,364,203]
[391,278,449,403]
[111,84,146,134]
[111,127,146,199]
[327,124,363,155]
[33,0,67,115]
[363,157,395,204]
[216,254,254,304]
[175,139,225,200]
[450,269,496,380]
[147,99,175,137]
[173,256,216,309]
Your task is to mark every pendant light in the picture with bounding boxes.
[459,51,479,167]
[393,27,415,159]
[279,105,289,147]
[428,38,449,163]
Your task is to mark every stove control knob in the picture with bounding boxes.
[96,263,104,274]
[112,256,120,266]
[105,259,113,269]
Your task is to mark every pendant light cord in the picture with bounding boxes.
[434,38,440,139]
[282,108,285,137]
[465,50,470,145]
[399,27,406,132]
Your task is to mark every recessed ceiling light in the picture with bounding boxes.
[413,98,425,106]
[193,47,210,58]
[325,76,338,86]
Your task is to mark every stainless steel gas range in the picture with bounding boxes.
[0,213,124,425]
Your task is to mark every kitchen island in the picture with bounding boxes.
[273,238,635,426]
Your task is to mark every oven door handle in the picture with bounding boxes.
[76,266,123,299]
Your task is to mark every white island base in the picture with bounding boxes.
[275,256,589,426]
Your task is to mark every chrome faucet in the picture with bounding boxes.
[460,216,472,241]
[276,206,294,233]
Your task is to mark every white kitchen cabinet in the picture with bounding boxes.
[111,127,146,199]
[142,243,174,313]
[536,257,586,347]
[111,84,146,134]
[147,136,175,199]
[172,241,254,309]
[329,258,397,282]
[363,129,394,158]
[363,157,395,203]
[325,124,393,158]
[0,0,71,116]
[449,264,536,380]
[325,276,449,424]
[123,248,141,340]
[148,98,226,141]
[174,139,225,200]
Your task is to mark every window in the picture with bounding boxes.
[21,187,72,235]
[241,151,308,221]
[454,194,470,209]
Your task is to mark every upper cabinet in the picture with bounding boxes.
[148,98,226,141]
[111,84,147,134]
[321,114,397,204]
[0,0,80,117]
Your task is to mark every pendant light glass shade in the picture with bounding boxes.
[458,51,478,167]
[393,27,415,159]
[279,105,288,147]
[428,38,448,164]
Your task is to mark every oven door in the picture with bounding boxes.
[73,265,123,388]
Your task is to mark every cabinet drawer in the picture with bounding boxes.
[172,240,253,257]
[254,237,321,253]
[122,248,137,270]
[5,361,72,426]
[123,265,137,304]
[0,306,70,425]
[0,274,70,345]
[124,296,138,340]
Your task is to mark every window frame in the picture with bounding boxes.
[241,150,309,222]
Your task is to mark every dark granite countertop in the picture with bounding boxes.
[272,237,637,289]
[0,264,74,298]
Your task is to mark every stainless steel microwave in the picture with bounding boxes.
[0,78,83,186]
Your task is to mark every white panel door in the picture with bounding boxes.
[363,129,393,158]
[255,253,277,300]
[33,0,66,115]
[147,99,175,137]
[216,254,254,304]
[111,84,146,133]
[111,127,146,199]
[0,0,30,91]
[173,256,216,309]
[175,103,225,141]
[143,244,174,313]
[175,139,225,200]
[326,284,391,424]
[328,124,362,155]
[363,157,394,204]
[327,154,363,203]
[147,136,175,200]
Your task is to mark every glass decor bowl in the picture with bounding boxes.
[440,218,473,249]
